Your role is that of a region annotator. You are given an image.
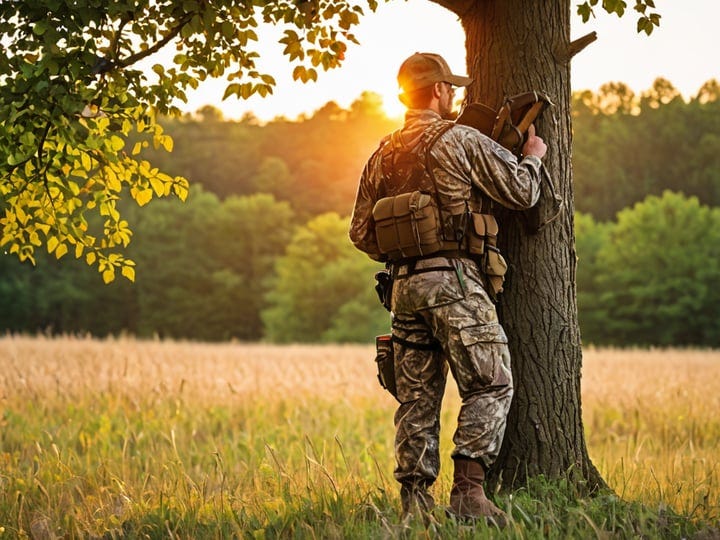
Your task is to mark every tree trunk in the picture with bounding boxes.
[435,0,606,491]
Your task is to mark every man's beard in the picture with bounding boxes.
[440,105,457,120]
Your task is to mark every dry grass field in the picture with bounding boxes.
[0,335,718,538]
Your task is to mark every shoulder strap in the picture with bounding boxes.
[421,121,455,237]
[378,120,453,197]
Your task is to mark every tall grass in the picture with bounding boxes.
[581,348,720,522]
[0,336,717,538]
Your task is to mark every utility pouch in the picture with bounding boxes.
[372,191,443,260]
[464,212,507,299]
[375,334,398,400]
[374,269,393,312]
[484,246,508,298]
[467,213,485,255]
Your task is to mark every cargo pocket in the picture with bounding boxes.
[457,322,511,390]
[392,266,465,315]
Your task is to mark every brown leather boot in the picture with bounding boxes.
[449,458,506,526]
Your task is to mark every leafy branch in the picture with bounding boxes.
[577,0,661,35]
[0,0,382,281]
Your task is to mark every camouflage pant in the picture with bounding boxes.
[390,256,513,487]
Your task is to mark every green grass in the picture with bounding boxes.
[1,396,716,539]
[0,338,718,538]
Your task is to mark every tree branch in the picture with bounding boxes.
[95,13,194,74]
[428,0,475,18]
[558,31,597,64]
[36,111,58,208]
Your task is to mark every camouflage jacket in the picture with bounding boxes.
[349,109,543,261]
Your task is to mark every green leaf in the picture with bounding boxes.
[222,83,241,100]
[221,20,234,39]
[33,20,48,35]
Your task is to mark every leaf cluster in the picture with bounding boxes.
[0,0,380,281]
[576,0,661,35]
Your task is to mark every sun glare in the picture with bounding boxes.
[178,1,466,122]
[174,1,720,123]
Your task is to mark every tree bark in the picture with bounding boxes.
[438,0,607,491]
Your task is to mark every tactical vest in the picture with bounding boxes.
[371,120,508,296]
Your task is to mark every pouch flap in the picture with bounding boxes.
[471,213,486,236]
[373,191,433,221]
[482,214,499,237]
[459,322,508,346]
[485,249,508,276]
[372,196,396,221]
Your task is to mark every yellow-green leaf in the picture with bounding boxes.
[109,136,125,151]
[121,265,136,282]
[149,176,165,197]
[105,170,122,192]
[135,188,153,207]
[47,236,59,254]
[102,268,115,284]
[16,206,28,225]
[55,243,68,259]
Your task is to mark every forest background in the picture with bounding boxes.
[2,78,720,347]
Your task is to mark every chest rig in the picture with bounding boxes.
[371,120,508,297]
[372,121,457,260]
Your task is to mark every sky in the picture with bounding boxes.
[176,0,719,122]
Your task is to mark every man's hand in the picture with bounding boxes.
[522,125,547,159]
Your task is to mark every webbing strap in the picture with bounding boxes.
[393,264,455,280]
[392,335,441,351]
[392,249,471,267]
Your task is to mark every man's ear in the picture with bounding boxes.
[432,82,443,99]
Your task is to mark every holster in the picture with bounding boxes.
[374,334,398,401]
[374,269,393,311]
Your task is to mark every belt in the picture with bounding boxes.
[391,250,474,279]
[391,249,469,267]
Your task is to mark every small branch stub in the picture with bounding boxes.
[561,31,598,63]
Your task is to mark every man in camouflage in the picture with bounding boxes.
[349,52,547,522]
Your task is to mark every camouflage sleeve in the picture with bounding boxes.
[349,153,385,261]
[433,125,542,210]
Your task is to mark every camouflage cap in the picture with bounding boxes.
[397,52,473,93]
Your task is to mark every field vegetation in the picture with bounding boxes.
[1,336,718,538]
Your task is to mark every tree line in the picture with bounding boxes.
[1,80,719,346]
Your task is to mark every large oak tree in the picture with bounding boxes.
[1,0,660,491]
[430,0,658,491]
